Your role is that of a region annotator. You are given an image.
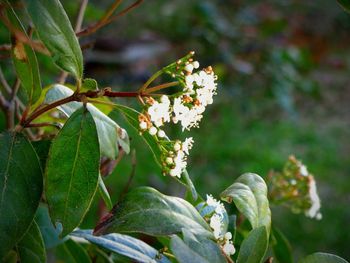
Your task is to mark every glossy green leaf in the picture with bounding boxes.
[32,140,51,170]
[35,205,67,249]
[170,229,226,263]
[220,173,271,234]
[170,235,209,263]
[71,229,170,263]
[337,0,350,13]
[23,0,83,79]
[94,187,212,238]
[237,226,268,263]
[16,220,46,263]
[272,227,293,263]
[45,84,130,159]
[0,132,43,258]
[55,239,92,263]
[299,253,348,263]
[98,175,113,210]
[46,107,100,237]
[6,3,41,104]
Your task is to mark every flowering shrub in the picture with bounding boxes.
[0,1,348,263]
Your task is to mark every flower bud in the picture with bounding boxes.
[149,126,157,136]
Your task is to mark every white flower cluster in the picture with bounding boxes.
[296,161,322,220]
[206,195,235,256]
[138,57,217,177]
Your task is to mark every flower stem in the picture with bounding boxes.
[144,81,179,94]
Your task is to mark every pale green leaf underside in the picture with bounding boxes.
[220,173,271,234]
[45,84,130,159]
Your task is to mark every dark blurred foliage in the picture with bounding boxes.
[2,0,350,260]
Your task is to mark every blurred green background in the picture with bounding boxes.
[2,0,350,261]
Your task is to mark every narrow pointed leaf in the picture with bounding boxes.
[23,0,83,79]
[98,175,113,210]
[71,229,170,263]
[46,107,100,237]
[16,220,46,263]
[272,227,293,263]
[337,0,350,13]
[299,253,348,263]
[0,132,43,258]
[94,187,212,238]
[6,3,41,104]
[237,226,268,263]
[45,84,129,159]
[220,173,271,234]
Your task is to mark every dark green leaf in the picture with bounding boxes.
[23,0,83,79]
[299,253,348,263]
[71,229,170,263]
[32,140,51,170]
[46,107,100,237]
[16,220,46,263]
[6,3,41,103]
[337,0,350,13]
[98,175,113,210]
[35,204,67,249]
[237,226,268,263]
[0,132,43,258]
[170,235,209,263]
[55,239,92,263]
[272,227,293,263]
[94,187,212,238]
[45,84,130,159]
[2,250,17,263]
[220,173,271,234]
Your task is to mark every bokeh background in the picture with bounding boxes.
[2,0,350,261]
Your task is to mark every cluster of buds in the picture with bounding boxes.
[138,52,218,178]
[204,195,236,256]
[267,155,322,220]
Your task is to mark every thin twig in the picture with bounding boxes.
[26,122,61,129]
[0,66,11,94]
[10,77,20,101]
[144,81,179,94]
[0,44,11,51]
[76,0,144,37]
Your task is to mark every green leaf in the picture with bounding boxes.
[82,78,98,91]
[55,239,92,263]
[98,175,113,210]
[71,229,170,263]
[237,226,268,263]
[45,107,100,237]
[272,227,293,263]
[16,220,46,263]
[170,235,209,263]
[299,253,348,263]
[35,204,67,249]
[0,132,43,258]
[45,84,130,159]
[6,3,41,104]
[337,0,350,13]
[2,250,17,263]
[170,229,226,263]
[220,173,271,234]
[94,187,212,238]
[32,140,51,170]
[23,0,83,79]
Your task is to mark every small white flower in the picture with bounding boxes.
[185,63,194,73]
[157,130,166,138]
[210,214,222,239]
[305,177,322,220]
[224,232,232,240]
[149,126,157,136]
[166,157,173,165]
[300,165,308,176]
[193,61,200,69]
[147,95,171,127]
[174,141,181,152]
[222,240,236,256]
[169,167,182,178]
[139,121,147,130]
[182,137,194,155]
